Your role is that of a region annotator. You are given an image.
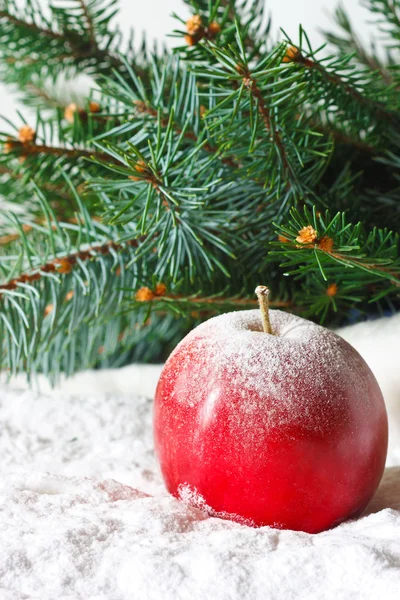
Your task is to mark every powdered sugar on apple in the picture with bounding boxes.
[177,482,257,527]
[165,309,378,434]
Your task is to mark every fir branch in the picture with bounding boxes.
[2,139,118,164]
[239,65,291,177]
[134,289,291,310]
[319,126,377,155]
[0,9,65,41]
[25,83,68,110]
[273,208,400,287]
[364,0,400,46]
[0,225,32,247]
[0,164,74,204]
[292,49,399,125]
[0,237,139,294]
[134,100,239,169]
[180,0,271,58]
[324,5,394,86]
[0,0,145,84]
[0,188,147,378]
[5,141,96,160]
[78,0,98,51]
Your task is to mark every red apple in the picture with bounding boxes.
[154,304,388,533]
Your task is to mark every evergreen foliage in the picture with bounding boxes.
[1,0,400,378]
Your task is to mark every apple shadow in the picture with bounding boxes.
[362,466,400,516]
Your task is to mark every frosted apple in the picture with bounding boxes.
[154,288,388,533]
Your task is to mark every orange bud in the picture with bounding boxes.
[317,236,334,253]
[55,258,73,274]
[326,283,338,297]
[184,34,197,46]
[295,225,317,245]
[186,15,203,35]
[18,125,36,144]
[64,103,86,123]
[207,22,221,37]
[3,136,16,153]
[135,287,154,302]
[133,100,147,111]
[278,234,290,243]
[44,304,54,316]
[89,101,101,113]
[282,45,300,63]
[129,160,149,181]
[155,283,167,297]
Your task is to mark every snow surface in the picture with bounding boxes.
[1,314,400,599]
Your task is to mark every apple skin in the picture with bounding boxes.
[154,309,388,533]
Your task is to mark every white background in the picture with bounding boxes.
[0,0,376,121]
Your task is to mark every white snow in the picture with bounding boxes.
[1,313,400,599]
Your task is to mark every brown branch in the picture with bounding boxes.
[78,0,98,51]
[138,291,292,310]
[19,143,101,160]
[0,225,33,247]
[283,237,400,286]
[240,68,291,177]
[293,52,399,124]
[26,84,67,109]
[4,140,112,163]
[167,295,291,308]
[0,237,139,295]
[0,164,74,202]
[316,125,377,155]
[0,9,132,77]
[330,251,400,286]
[0,10,65,41]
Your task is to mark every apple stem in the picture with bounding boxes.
[255,286,274,335]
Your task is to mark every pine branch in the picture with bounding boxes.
[78,0,98,51]
[324,5,395,87]
[133,289,292,310]
[179,0,271,58]
[0,0,146,85]
[292,50,399,124]
[0,163,73,204]
[239,64,291,179]
[0,224,32,247]
[273,208,400,287]
[0,187,150,378]
[99,54,242,179]
[0,9,65,41]
[190,38,331,202]
[0,237,139,294]
[4,140,101,160]
[133,100,239,169]
[24,83,69,110]
[318,125,377,154]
